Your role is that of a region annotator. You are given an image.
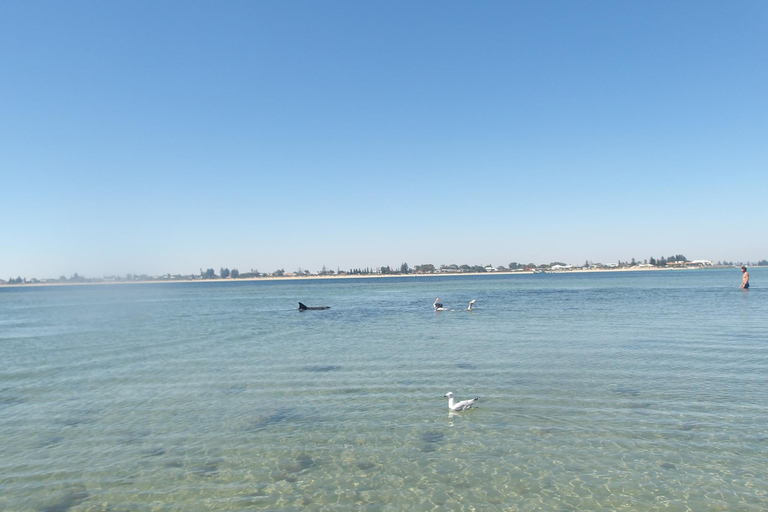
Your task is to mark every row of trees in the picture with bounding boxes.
[648,255,688,266]
[200,268,264,279]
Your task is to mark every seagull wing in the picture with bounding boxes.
[452,398,478,411]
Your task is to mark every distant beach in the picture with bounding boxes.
[0,265,696,288]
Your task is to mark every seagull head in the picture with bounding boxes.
[444,392,453,398]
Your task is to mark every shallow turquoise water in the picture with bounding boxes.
[1,269,767,511]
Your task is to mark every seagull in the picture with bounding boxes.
[434,298,477,311]
[444,392,479,411]
[434,298,449,311]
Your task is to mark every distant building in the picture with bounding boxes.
[687,260,714,267]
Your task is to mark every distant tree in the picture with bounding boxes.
[758,260,768,266]
[230,269,239,279]
[509,262,521,270]
[631,258,636,266]
[400,262,410,274]
[203,268,216,279]
[220,268,230,279]
[414,264,435,273]
[273,269,284,277]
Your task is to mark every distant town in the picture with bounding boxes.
[3,255,766,286]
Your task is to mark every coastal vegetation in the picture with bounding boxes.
[3,258,767,286]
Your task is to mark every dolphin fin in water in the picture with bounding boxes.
[298,302,330,311]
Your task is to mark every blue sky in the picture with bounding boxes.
[2,1,766,277]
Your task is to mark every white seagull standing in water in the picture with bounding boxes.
[444,392,479,411]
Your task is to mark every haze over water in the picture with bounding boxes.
[1,269,766,511]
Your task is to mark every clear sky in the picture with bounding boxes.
[2,1,766,278]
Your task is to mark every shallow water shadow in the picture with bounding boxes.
[142,447,166,457]
[626,402,652,409]
[611,387,640,396]
[287,453,315,472]
[531,426,561,436]
[339,387,365,395]
[304,365,342,373]
[39,435,65,448]
[222,385,247,394]
[119,429,152,445]
[40,490,88,512]
[245,408,297,432]
[273,453,316,482]
[456,363,476,370]
[0,388,24,408]
[419,431,445,452]
[189,460,220,478]
[56,409,100,428]
[420,431,445,443]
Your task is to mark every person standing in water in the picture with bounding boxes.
[740,266,750,289]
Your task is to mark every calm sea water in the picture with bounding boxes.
[1,269,766,511]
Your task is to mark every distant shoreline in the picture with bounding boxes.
[1,265,731,288]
